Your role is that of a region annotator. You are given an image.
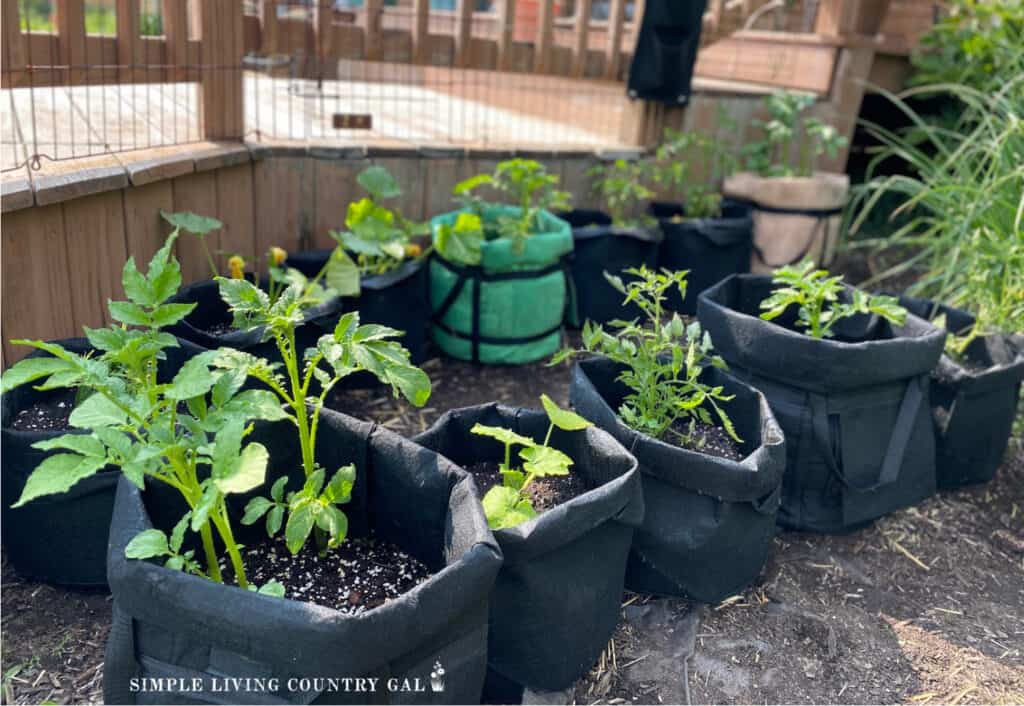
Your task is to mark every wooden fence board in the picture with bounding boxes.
[172,170,221,283]
[373,156,426,221]
[63,190,128,328]
[253,157,313,257]
[422,157,464,219]
[123,180,175,265]
[312,158,370,250]
[216,162,258,263]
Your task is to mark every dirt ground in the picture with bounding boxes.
[2,288,1023,705]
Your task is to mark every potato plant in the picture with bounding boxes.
[586,158,656,227]
[0,233,287,594]
[215,272,432,555]
[744,91,848,178]
[471,394,591,529]
[759,260,908,339]
[552,267,741,447]
[651,125,738,219]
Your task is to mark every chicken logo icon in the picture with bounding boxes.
[429,661,445,693]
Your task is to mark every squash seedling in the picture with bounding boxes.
[586,159,656,227]
[0,233,288,595]
[448,159,570,255]
[471,394,591,529]
[552,267,741,448]
[327,166,429,296]
[215,270,432,555]
[759,260,907,339]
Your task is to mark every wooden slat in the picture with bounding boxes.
[422,155,463,219]
[497,0,516,71]
[373,157,426,221]
[571,0,593,78]
[312,158,369,250]
[55,0,87,85]
[199,0,244,140]
[261,0,278,55]
[253,157,313,258]
[604,0,625,79]
[172,170,221,283]
[693,36,837,94]
[533,0,554,74]
[3,0,28,84]
[116,0,142,83]
[216,163,257,263]
[411,0,430,64]
[363,0,382,61]
[454,0,474,68]
[315,0,336,66]
[163,0,190,82]
[1,205,77,363]
[123,180,175,266]
[63,190,129,328]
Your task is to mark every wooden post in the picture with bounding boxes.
[199,0,244,140]
[2,0,27,88]
[454,0,474,68]
[571,0,593,77]
[163,0,189,82]
[497,0,516,71]
[55,0,87,85]
[315,0,336,73]
[412,0,430,64]
[603,0,624,79]
[116,0,142,83]
[363,0,382,61]
[261,0,278,55]
[533,0,554,74]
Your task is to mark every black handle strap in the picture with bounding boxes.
[808,376,925,493]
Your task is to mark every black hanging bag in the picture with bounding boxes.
[1,338,206,587]
[557,209,662,327]
[897,294,1024,489]
[103,408,503,705]
[414,403,643,694]
[698,275,946,533]
[570,357,785,602]
[650,199,754,314]
[626,0,708,104]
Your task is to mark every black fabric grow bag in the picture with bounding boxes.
[570,357,785,602]
[897,294,1024,489]
[104,407,503,705]
[287,251,430,365]
[698,275,946,533]
[557,209,662,327]
[650,199,753,314]
[414,403,643,693]
[164,277,342,365]
[1,337,206,587]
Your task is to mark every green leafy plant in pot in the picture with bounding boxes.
[725,90,851,274]
[414,394,643,694]
[429,158,574,364]
[558,266,786,600]
[647,125,753,314]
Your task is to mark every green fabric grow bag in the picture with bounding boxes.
[429,206,573,364]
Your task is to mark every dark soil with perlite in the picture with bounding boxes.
[467,460,590,513]
[202,321,236,337]
[9,390,76,432]
[668,419,745,462]
[226,536,432,614]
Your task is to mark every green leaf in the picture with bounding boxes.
[161,210,223,236]
[31,433,106,458]
[84,326,128,353]
[454,174,492,195]
[125,529,170,559]
[315,505,349,548]
[11,453,107,507]
[190,483,219,531]
[470,424,535,449]
[108,301,152,327]
[267,505,284,536]
[482,485,536,530]
[500,469,526,490]
[68,393,129,429]
[164,355,216,401]
[382,362,432,407]
[324,248,361,297]
[211,365,248,407]
[540,394,591,431]
[270,476,289,503]
[150,303,196,328]
[357,165,402,200]
[122,257,153,308]
[214,442,269,495]
[0,356,72,394]
[285,501,315,554]
[435,213,484,266]
[520,445,573,477]
[170,512,191,553]
[324,464,356,504]
[257,580,286,598]
[242,497,274,525]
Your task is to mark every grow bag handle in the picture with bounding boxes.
[750,481,782,515]
[736,199,843,269]
[809,376,925,494]
[430,255,573,363]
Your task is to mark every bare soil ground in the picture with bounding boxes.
[2,318,1022,706]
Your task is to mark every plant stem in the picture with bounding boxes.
[200,237,219,279]
[198,523,224,583]
[211,507,248,589]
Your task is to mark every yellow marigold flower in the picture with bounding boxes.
[269,246,288,266]
[228,255,246,279]
[405,243,422,258]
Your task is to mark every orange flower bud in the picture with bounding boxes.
[269,246,288,267]
[228,255,246,279]
[405,243,422,258]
